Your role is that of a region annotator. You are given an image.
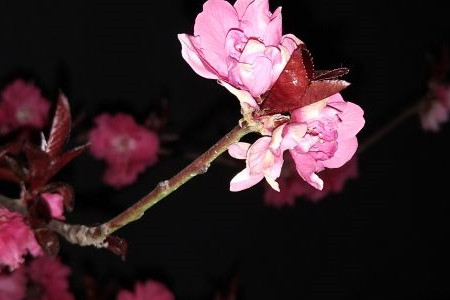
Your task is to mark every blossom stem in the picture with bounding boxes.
[50,122,259,248]
[358,101,424,154]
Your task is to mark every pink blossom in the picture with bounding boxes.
[229,93,364,192]
[286,94,364,190]
[89,113,160,188]
[0,79,50,134]
[117,280,174,300]
[0,269,26,300]
[178,0,301,99]
[264,156,358,207]
[41,193,65,220]
[420,82,450,132]
[27,256,74,300]
[0,208,42,272]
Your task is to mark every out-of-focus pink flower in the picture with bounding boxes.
[229,93,364,192]
[0,208,42,272]
[420,82,450,132]
[117,280,174,300]
[27,256,74,300]
[41,193,65,220]
[0,268,26,300]
[178,0,301,99]
[0,79,50,134]
[89,113,160,188]
[264,156,358,207]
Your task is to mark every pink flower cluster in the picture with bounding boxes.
[0,79,50,134]
[178,0,301,99]
[0,208,42,272]
[28,256,74,300]
[420,82,450,132]
[89,113,160,188]
[117,280,174,300]
[0,256,73,300]
[228,94,364,192]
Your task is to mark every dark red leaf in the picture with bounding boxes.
[259,47,351,115]
[25,143,51,190]
[259,48,309,114]
[0,154,27,182]
[0,167,21,183]
[44,144,88,184]
[301,80,350,106]
[313,68,349,80]
[34,228,60,256]
[105,235,128,261]
[46,93,71,157]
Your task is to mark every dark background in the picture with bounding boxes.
[1,0,450,299]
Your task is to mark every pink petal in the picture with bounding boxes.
[263,7,282,45]
[337,102,365,139]
[290,151,323,190]
[237,0,271,39]
[280,123,307,151]
[246,137,272,174]
[230,168,264,192]
[228,142,251,159]
[218,81,259,108]
[321,136,358,169]
[178,34,219,79]
[193,0,239,76]
[291,99,328,122]
[280,34,303,54]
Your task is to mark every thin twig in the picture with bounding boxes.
[48,123,258,248]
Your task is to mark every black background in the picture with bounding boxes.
[1,1,450,299]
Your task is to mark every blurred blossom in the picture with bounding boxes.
[116,280,174,300]
[0,208,42,272]
[229,94,364,192]
[0,79,50,134]
[178,0,301,103]
[264,156,358,207]
[89,113,160,188]
[27,256,74,300]
[420,82,450,131]
[0,268,26,300]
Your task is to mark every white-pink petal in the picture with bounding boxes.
[230,168,264,192]
[178,34,218,79]
[228,142,251,159]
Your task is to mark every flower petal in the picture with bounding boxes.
[228,142,251,159]
[194,0,239,75]
[178,34,219,79]
[321,136,358,169]
[230,168,264,191]
[337,101,365,139]
[290,151,323,190]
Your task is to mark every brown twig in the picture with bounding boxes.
[46,122,258,248]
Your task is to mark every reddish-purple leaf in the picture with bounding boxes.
[259,48,309,114]
[25,143,51,190]
[34,228,60,256]
[46,93,72,157]
[259,47,350,115]
[313,68,349,80]
[105,235,128,261]
[301,80,350,106]
[0,167,20,182]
